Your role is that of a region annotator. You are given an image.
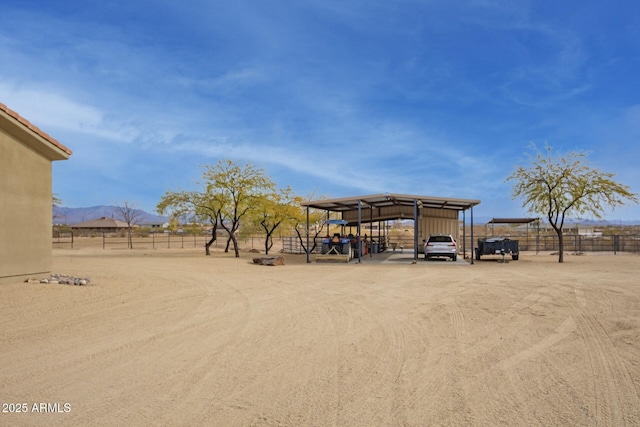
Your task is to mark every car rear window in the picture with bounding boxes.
[429,236,453,243]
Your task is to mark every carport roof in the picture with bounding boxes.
[301,193,480,212]
[486,218,538,224]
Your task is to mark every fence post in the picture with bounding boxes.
[103,232,105,250]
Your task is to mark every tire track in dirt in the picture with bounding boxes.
[173,276,347,425]
[502,269,640,425]
[497,316,576,370]
[75,275,253,425]
[4,265,254,425]
[391,284,558,424]
[313,292,406,425]
[547,282,640,426]
[234,275,414,426]
[383,281,477,424]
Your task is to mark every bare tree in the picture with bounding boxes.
[52,193,63,222]
[115,201,143,249]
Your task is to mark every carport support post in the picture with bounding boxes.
[413,199,419,262]
[536,218,540,255]
[470,205,475,265]
[306,206,310,263]
[369,205,373,258]
[357,200,362,263]
[462,210,466,259]
[326,211,330,235]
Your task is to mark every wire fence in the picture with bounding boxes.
[53,231,281,252]
[459,234,640,256]
[53,231,640,255]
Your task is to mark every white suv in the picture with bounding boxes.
[424,234,457,261]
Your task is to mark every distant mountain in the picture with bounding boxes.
[53,205,167,225]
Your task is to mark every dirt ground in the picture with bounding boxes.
[1,246,639,426]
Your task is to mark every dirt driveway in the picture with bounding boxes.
[1,248,639,426]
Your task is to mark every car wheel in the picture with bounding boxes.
[452,255,457,261]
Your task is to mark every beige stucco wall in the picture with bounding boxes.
[417,208,460,251]
[0,122,58,284]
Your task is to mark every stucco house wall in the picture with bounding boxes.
[0,103,71,285]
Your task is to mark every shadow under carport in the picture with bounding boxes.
[355,251,471,265]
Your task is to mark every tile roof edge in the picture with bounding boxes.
[0,101,73,156]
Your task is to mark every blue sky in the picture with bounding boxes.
[2,1,640,221]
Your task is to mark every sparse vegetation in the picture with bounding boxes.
[506,145,638,262]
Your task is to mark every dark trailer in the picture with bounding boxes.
[476,237,520,261]
[475,218,539,261]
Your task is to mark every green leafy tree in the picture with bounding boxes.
[251,186,300,255]
[506,145,638,262]
[291,193,331,254]
[158,160,273,257]
[204,160,274,257]
[157,190,223,256]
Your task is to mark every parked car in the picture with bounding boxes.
[423,234,458,261]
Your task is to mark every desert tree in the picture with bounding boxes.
[52,193,63,222]
[115,201,144,249]
[204,160,274,257]
[290,193,331,254]
[251,186,300,255]
[157,189,223,256]
[53,193,62,208]
[506,145,638,263]
[158,160,273,257]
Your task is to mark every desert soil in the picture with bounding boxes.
[1,246,639,426]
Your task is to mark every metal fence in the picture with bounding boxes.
[52,231,278,252]
[281,234,640,256]
[53,231,74,248]
[54,231,640,255]
[460,234,640,256]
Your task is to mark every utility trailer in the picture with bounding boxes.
[475,237,519,261]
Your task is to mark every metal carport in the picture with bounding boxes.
[301,193,481,264]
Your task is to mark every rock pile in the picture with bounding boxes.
[252,256,285,266]
[26,274,91,286]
